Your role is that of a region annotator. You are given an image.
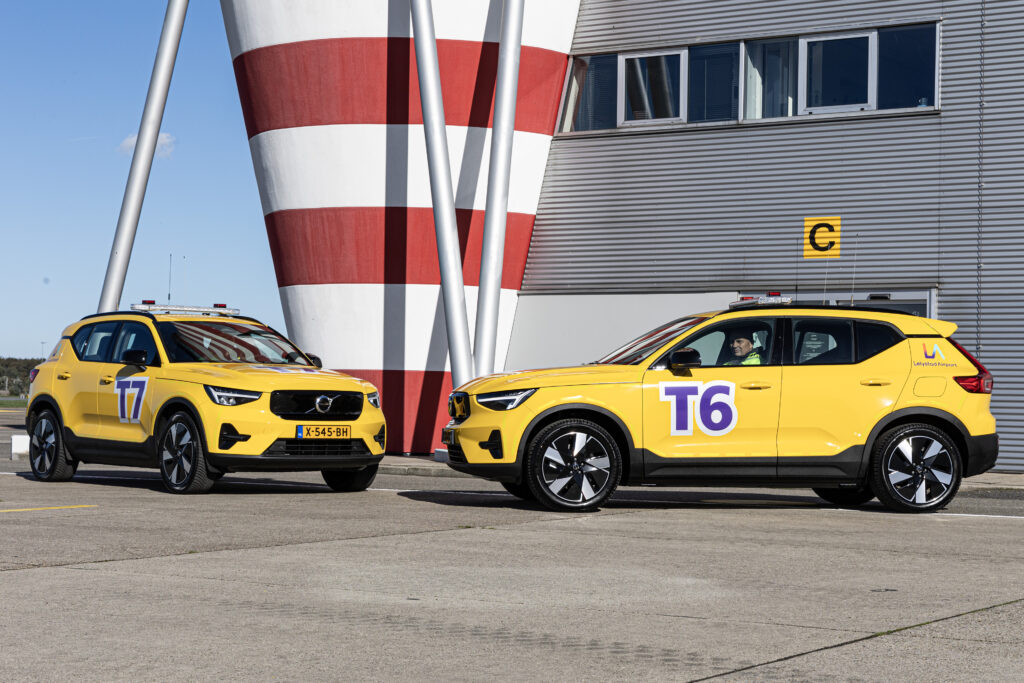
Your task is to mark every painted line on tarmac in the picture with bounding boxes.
[4,473,1024,520]
[0,504,97,513]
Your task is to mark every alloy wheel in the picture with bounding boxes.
[884,435,955,506]
[31,416,57,475]
[540,431,612,504]
[161,422,196,488]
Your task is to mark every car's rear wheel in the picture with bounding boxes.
[525,418,621,512]
[322,465,378,492]
[812,486,875,507]
[158,412,214,494]
[871,423,962,513]
[500,480,536,501]
[29,409,76,482]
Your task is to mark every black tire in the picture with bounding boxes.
[813,486,875,507]
[870,423,963,513]
[322,464,378,492]
[158,412,214,494]
[28,409,76,482]
[501,480,536,501]
[525,418,622,512]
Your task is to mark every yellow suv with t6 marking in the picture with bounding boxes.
[443,302,997,513]
[26,304,385,493]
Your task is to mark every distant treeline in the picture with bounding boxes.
[0,357,44,396]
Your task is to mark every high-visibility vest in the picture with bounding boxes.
[724,350,765,366]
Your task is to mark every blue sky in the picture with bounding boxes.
[1,1,283,358]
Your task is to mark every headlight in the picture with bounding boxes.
[476,388,536,411]
[204,385,261,406]
[367,391,380,409]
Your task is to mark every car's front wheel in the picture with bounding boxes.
[870,423,962,513]
[812,486,875,507]
[158,412,214,494]
[322,465,378,492]
[525,418,622,512]
[29,409,77,482]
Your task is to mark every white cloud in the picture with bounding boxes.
[118,132,175,158]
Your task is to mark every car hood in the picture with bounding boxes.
[162,363,376,392]
[457,364,644,394]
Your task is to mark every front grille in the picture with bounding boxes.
[448,392,470,423]
[263,439,371,458]
[270,391,363,421]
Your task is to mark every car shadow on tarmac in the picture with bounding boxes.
[15,470,332,494]
[395,488,871,512]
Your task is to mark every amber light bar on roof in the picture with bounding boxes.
[130,303,241,316]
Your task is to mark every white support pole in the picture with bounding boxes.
[98,0,189,313]
[410,0,475,388]
[474,0,525,376]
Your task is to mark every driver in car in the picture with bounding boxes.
[724,329,765,366]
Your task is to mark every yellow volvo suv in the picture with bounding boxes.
[443,301,998,513]
[26,304,386,493]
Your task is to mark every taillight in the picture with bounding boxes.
[28,369,38,384]
[949,338,993,394]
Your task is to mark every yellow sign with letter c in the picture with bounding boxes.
[804,217,840,259]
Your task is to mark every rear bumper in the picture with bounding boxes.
[964,433,998,477]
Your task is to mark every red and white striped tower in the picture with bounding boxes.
[221,0,580,452]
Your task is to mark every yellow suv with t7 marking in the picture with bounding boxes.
[443,302,997,513]
[26,304,386,493]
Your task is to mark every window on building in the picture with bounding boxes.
[689,43,739,122]
[802,33,875,113]
[621,53,681,122]
[563,54,617,132]
[878,24,936,109]
[744,39,798,119]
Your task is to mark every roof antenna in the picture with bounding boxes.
[849,232,858,306]
[167,253,173,303]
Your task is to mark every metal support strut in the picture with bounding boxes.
[475,0,525,376]
[410,0,475,388]
[98,0,189,313]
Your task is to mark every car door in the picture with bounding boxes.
[56,321,122,439]
[641,318,782,480]
[94,321,162,445]
[777,317,909,479]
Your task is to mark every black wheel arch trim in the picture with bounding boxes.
[28,394,64,429]
[864,407,983,477]
[514,403,641,485]
[154,397,209,459]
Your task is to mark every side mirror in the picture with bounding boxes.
[669,348,701,373]
[306,353,323,368]
[121,349,149,367]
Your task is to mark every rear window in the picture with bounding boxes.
[793,319,854,365]
[80,322,121,362]
[856,322,903,361]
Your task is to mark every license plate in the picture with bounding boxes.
[297,425,351,439]
[441,428,456,446]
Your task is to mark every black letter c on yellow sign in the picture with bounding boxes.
[809,222,835,252]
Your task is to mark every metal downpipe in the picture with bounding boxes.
[474,0,525,376]
[410,0,475,388]
[97,0,189,313]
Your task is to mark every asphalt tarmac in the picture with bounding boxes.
[2,457,1023,681]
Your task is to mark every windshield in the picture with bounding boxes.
[594,317,706,365]
[156,320,312,365]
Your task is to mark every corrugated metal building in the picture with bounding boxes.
[510,0,1022,470]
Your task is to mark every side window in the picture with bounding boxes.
[71,326,93,359]
[112,321,160,366]
[793,319,854,365]
[677,319,775,367]
[80,322,121,363]
[856,322,902,361]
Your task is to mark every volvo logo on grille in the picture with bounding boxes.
[314,395,334,414]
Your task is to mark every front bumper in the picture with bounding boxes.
[964,433,998,477]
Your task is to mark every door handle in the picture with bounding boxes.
[100,376,115,385]
[740,381,773,390]
[57,372,71,380]
[860,378,891,386]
